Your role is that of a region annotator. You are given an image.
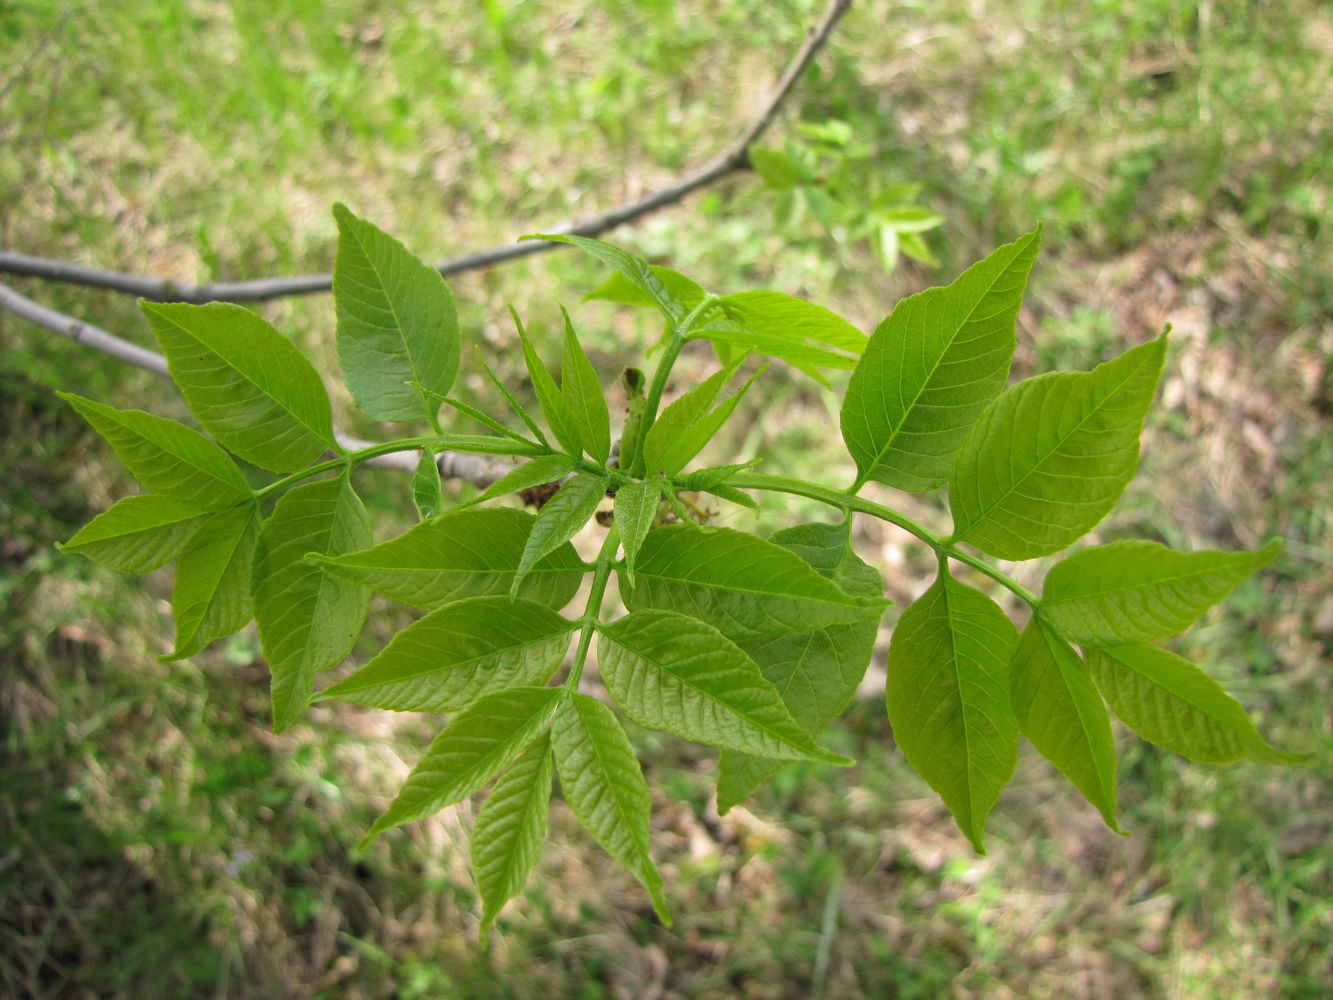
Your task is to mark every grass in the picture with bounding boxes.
[2,0,1331,996]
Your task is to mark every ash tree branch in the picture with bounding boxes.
[0,280,506,482]
[0,0,851,303]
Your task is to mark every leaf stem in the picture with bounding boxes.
[627,294,720,475]
[730,471,1040,606]
[565,523,621,693]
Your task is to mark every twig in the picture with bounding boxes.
[0,281,508,483]
[0,0,851,303]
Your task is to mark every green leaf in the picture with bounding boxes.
[583,266,704,311]
[678,459,763,491]
[461,455,577,509]
[841,228,1040,492]
[716,519,883,813]
[646,365,764,476]
[1086,643,1309,765]
[319,596,574,712]
[57,393,251,509]
[472,734,553,931]
[473,346,550,447]
[314,507,584,611]
[332,203,460,421]
[749,147,800,188]
[511,472,607,595]
[885,570,1020,851]
[623,524,887,642]
[411,451,443,520]
[1009,620,1122,831]
[141,301,336,471]
[60,495,209,574]
[166,503,261,660]
[252,474,372,731]
[597,609,852,764]
[361,686,560,846]
[700,482,758,510]
[613,479,661,587]
[717,291,867,355]
[551,695,670,923]
[1040,538,1283,645]
[512,308,583,456]
[949,335,1168,560]
[524,234,688,323]
[560,307,611,464]
[641,359,744,476]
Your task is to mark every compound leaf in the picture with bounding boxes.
[641,358,745,475]
[949,335,1167,560]
[647,365,763,476]
[59,494,209,574]
[166,503,261,660]
[1087,644,1308,765]
[472,734,554,931]
[885,570,1019,851]
[552,695,670,923]
[362,686,560,846]
[57,393,251,509]
[560,307,611,464]
[141,301,336,471]
[1040,538,1282,645]
[320,596,574,712]
[332,203,460,421]
[511,472,607,594]
[597,609,852,764]
[253,474,372,731]
[1010,620,1122,831]
[314,507,584,611]
[842,228,1040,492]
[622,524,887,643]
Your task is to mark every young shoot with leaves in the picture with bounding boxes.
[58,205,1309,929]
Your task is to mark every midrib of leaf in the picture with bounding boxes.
[958,347,1155,536]
[154,310,327,442]
[343,222,428,394]
[853,261,1016,491]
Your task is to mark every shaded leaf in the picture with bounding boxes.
[613,479,661,587]
[314,507,584,611]
[411,451,443,520]
[513,308,583,456]
[166,503,260,660]
[623,524,886,643]
[461,455,577,509]
[526,234,688,323]
[583,266,704,311]
[561,307,610,463]
[641,358,745,475]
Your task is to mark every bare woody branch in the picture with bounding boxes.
[0,280,508,483]
[0,0,850,303]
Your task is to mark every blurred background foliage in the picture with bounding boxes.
[1,0,1330,996]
